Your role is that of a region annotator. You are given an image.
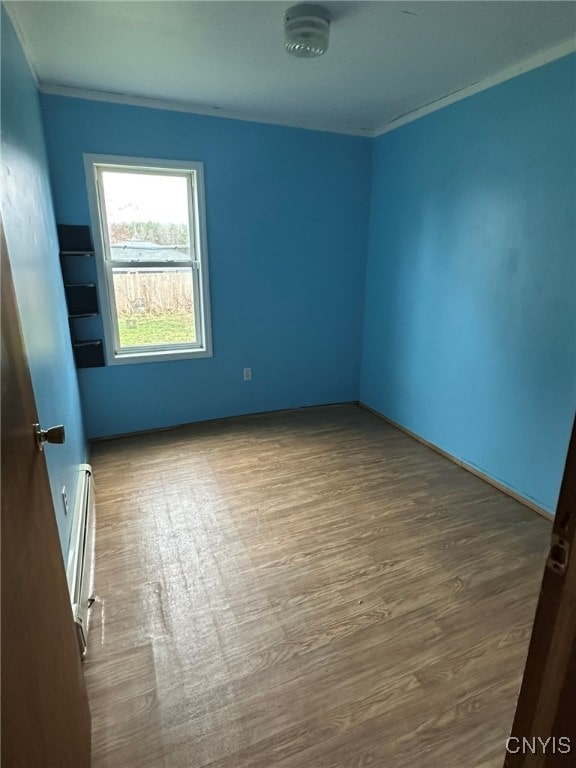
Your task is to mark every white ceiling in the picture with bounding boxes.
[7,1,576,135]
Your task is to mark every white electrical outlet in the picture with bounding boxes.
[243,367,252,381]
[62,486,69,515]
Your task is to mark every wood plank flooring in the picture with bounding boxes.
[85,404,550,768]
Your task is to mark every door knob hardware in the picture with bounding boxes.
[34,423,66,451]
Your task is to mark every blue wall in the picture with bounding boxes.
[1,7,87,555]
[361,55,576,514]
[40,94,373,438]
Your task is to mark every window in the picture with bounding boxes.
[85,155,212,364]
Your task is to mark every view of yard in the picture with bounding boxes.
[118,313,196,347]
[101,173,198,351]
[113,268,196,348]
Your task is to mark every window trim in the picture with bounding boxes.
[84,154,213,365]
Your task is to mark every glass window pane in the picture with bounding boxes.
[112,267,197,348]
[101,171,191,262]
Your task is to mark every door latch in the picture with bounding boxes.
[546,533,570,575]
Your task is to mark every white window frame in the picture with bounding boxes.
[84,154,213,365]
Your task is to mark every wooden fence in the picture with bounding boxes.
[113,271,193,316]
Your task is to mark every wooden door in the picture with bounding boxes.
[1,224,91,767]
[504,417,576,767]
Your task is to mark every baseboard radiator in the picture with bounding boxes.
[66,463,96,657]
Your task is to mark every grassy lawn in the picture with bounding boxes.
[118,313,196,347]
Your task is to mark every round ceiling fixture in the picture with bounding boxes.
[284,4,331,58]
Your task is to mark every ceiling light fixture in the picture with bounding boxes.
[284,4,331,58]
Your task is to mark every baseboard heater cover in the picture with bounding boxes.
[66,463,96,657]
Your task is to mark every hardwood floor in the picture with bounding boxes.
[86,404,550,768]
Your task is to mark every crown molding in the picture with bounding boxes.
[37,83,374,138]
[3,1,39,87]
[375,38,576,137]
[13,14,575,141]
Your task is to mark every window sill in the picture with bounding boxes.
[107,346,213,365]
